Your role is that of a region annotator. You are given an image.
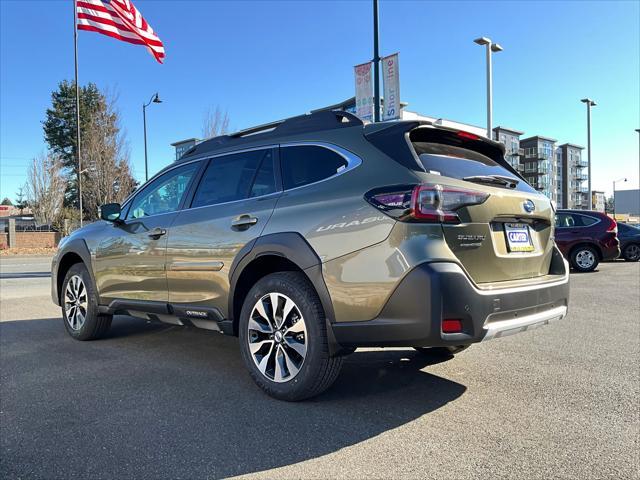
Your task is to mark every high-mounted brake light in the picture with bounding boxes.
[366,184,489,224]
[457,131,480,141]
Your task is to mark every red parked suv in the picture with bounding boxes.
[555,210,620,272]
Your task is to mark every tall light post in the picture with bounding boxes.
[635,129,640,187]
[580,98,596,209]
[372,0,381,122]
[612,177,627,218]
[474,37,503,139]
[143,92,162,182]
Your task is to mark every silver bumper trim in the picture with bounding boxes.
[482,305,567,341]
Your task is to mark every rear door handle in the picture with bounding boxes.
[231,214,258,229]
[148,227,167,239]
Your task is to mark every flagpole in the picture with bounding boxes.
[74,0,83,227]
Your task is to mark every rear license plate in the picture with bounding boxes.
[504,223,534,252]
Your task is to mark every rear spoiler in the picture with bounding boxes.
[364,121,522,179]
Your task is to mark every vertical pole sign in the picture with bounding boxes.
[354,62,374,123]
[381,53,400,121]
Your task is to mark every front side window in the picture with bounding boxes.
[280,145,348,190]
[191,149,275,208]
[127,162,200,220]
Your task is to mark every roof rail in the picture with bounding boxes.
[231,110,362,139]
[180,110,363,159]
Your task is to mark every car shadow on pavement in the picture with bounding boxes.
[0,316,466,479]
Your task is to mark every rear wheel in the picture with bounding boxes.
[61,263,112,340]
[238,272,343,401]
[570,245,599,272]
[623,243,640,262]
[414,345,470,358]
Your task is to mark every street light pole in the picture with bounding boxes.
[372,0,381,122]
[612,177,627,218]
[143,92,162,182]
[474,37,503,139]
[581,98,596,209]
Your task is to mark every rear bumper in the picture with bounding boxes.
[331,250,570,348]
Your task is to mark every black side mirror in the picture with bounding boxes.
[99,203,122,223]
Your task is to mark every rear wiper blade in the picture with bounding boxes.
[490,174,520,186]
[463,175,519,188]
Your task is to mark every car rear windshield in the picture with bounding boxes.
[413,141,536,193]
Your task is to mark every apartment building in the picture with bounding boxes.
[519,136,558,203]
[493,126,524,171]
[557,143,588,209]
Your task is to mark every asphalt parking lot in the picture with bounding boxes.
[1,255,638,479]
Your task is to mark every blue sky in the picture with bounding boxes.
[1,0,639,201]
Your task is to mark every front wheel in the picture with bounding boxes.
[570,246,599,272]
[623,243,640,262]
[238,272,343,401]
[61,263,112,340]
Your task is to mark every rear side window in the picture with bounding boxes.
[192,149,274,208]
[413,142,536,193]
[571,214,598,227]
[280,145,347,190]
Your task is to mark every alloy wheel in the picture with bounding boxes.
[247,292,307,383]
[625,244,640,261]
[65,275,88,331]
[575,249,595,269]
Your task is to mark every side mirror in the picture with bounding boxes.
[99,203,122,223]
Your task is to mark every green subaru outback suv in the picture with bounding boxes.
[52,110,570,400]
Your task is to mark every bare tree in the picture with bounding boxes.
[202,106,230,139]
[81,92,137,219]
[25,153,66,226]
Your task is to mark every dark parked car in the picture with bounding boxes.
[617,222,640,261]
[555,210,620,272]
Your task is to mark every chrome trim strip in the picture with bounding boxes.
[168,261,224,272]
[482,305,567,341]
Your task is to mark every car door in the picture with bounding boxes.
[94,161,202,303]
[554,212,576,256]
[165,147,281,314]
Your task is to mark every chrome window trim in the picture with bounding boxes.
[278,141,362,192]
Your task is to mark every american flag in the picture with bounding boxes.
[77,0,165,63]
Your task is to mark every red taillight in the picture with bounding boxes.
[457,131,480,141]
[410,185,489,224]
[606,216,617,233]
[442,319,463,334]
[367,184,489,224]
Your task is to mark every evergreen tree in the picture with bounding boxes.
[42,81,135,218]
[1,198,12,206]
[42,80,102,208]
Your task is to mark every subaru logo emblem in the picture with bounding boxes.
[523,199,535,213]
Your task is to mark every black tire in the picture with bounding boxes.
[622,243,640,262]
[414,345,470,357]
[570,245,599,272]
[238,271,343,401]
[61,263,112,340]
